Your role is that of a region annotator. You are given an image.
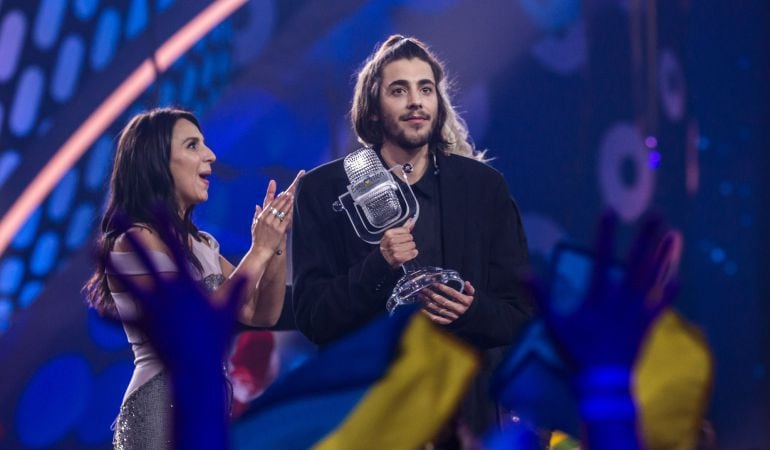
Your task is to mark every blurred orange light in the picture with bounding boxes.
[0,0,247,257]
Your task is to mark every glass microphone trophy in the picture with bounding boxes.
[333,148,464,313]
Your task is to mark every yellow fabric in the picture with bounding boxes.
[550,431,580,449]
[314,314,479,450]
[635,310,713,450]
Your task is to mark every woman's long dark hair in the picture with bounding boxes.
[84,107,205,315]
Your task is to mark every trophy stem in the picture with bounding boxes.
[402,260,420,274]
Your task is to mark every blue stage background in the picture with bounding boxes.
[0,0,767,448]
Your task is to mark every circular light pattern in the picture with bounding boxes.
[87,308,129,351]
[90,8,122,71]
[0,14,244,450]
[11,207,42,250]
[125,0,149,39]
[0,298,12,331]
[530,19,586,75]
[658,49,686,122]
[48,168,80,222]
[84,135,113,190]
[18,280,44,308]
[0,10,27,82]
[518,0,580,31]
[0,150,21,188]
[73,0,100,21]
[29,231,61,276]
[9,66,45,137]
[76,360,133,445]
[33,0,67,50]
[2,0,239,341]
[710,247,726,263]
[51,34,85,102]
[644,136,658,148]
[16,354,93,448]
[0,257,24,295]
[598,122,655,222]
[66,203,96,249]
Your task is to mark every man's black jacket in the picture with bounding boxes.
[291,150,534,433]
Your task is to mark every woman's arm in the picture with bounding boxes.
[219,242,285,327]
[238,235,287,326]
[213,192,291,327]
[218,172,303,327]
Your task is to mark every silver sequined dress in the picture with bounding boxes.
[109,231,225,450]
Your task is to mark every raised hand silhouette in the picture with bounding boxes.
[106,210,247,450]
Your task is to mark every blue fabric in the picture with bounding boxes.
[232,306,419,449]
[232,388,368,449]
[491,320,580,436]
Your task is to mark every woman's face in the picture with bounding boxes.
[169,118,216,210]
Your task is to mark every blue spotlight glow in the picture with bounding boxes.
[16,354,92,448]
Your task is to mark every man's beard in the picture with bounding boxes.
[381,114,436,151]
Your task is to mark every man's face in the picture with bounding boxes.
[376,58,438,152]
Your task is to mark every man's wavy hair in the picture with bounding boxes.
[351,35,485,161]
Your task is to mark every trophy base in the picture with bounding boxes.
[386,266,464,314]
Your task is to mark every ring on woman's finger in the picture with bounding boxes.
[269,207,287,221]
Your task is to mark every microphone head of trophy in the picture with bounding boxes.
[335,148,419,244]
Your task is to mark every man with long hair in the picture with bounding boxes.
[292,36,533,444]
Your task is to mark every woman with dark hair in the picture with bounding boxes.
[84,107,302,449]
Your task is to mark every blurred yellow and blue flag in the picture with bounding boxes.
[232,306,479,450]
[490,309,713,450]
